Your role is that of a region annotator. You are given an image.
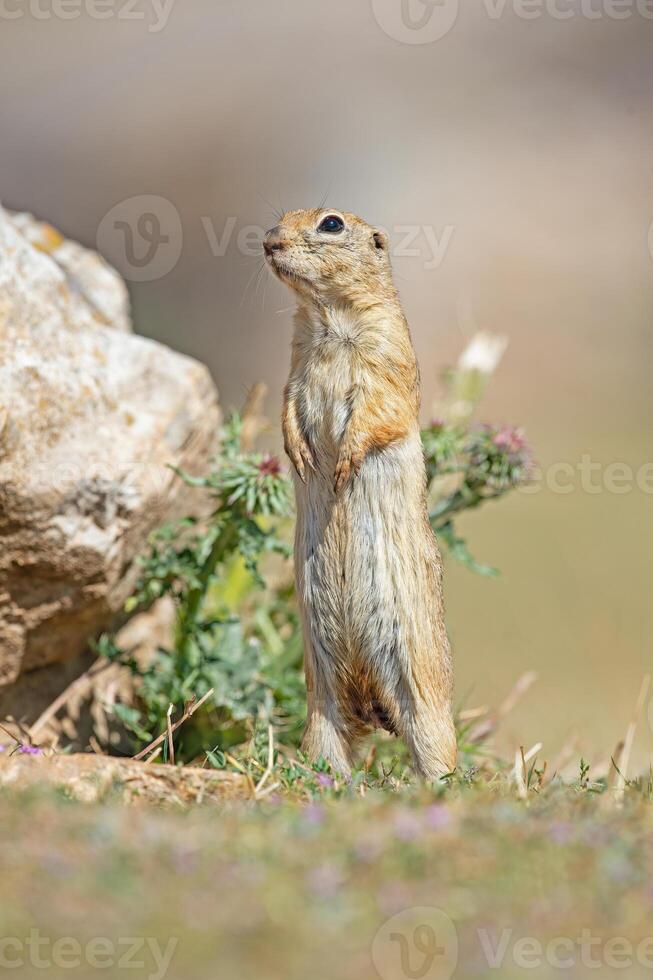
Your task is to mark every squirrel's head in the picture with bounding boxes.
[263,208,392,305]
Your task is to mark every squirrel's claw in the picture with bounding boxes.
[333,460,349,494]
[286,438,316,484]
[302,445,316,472]
[334,450,362,493]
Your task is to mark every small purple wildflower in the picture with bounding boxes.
[315,773,335,789]
[376,881,413,915]
[42,854,72,880]
[354,834,384,864]
[171,845,201,875]
[18,745,43,756]
[582,824,611,848]
[394,810,422,842]
[302,802,325,826]
[601,851,635,885]
[548,821,573,845]
[425,804,452,831]
[306,863,343,899]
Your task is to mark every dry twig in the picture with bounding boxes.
[468,671,538,744]
[29,659,113,741]
[132,689,214,762]
[614,675,650,807]
[166,704,176,767]
[254,725,275,797]
[240,382,269,451]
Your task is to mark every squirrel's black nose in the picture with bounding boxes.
[263,226,285,257]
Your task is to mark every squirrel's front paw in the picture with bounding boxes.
[285,435,316,483]
[334,448,363,493]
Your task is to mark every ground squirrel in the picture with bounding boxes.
[264,208,456,779]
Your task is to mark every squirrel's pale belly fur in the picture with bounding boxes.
[292,334,454,777]
[265,208,456,778]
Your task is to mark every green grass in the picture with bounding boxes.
[2,758,652,980]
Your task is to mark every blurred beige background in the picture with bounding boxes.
[1,0,652,766]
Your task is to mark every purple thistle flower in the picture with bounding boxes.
[492,426,529,456]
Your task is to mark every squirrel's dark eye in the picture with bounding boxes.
[318,214,345,234]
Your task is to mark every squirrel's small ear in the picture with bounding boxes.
[372,229,388,251]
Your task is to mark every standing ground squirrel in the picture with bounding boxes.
[264,208,456,779]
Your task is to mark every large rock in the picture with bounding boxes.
[0,207,219,685]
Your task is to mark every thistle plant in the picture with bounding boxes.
[101,334,533,761]
[99,413,301,759]
[423,331,533,575]
[424,420,532,575]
